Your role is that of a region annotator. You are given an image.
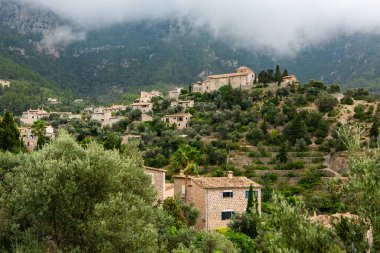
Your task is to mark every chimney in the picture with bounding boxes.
[179,170,185,176]
[226,171,233,179]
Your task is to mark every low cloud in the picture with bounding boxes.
[13,0,380,57]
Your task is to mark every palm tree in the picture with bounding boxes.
[31,120,47,149]
[170,145,204,200]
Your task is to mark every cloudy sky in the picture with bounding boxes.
[15,0,380,56]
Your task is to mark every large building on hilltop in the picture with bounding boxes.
[192,67,255,94]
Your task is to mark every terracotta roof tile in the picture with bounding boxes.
[192,176,261,189]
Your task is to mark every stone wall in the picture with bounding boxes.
[144,168,166,202]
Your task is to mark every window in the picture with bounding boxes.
[223,191,233,198]
[245,190,259,198]
[221,211,235,220]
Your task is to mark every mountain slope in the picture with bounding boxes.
[1,0,380,99]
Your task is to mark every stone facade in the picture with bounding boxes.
[174,171,262,230]
[131,102,153,113]
[139,90,163,103]
[19,127,38,151]
[192,67,255,94]
[47,98,59,104]
[169,87,182,100]
[144,167,166,202]
[171,100,195,110]
[20,109,49,125]
[281,75,298,88]
[161,113,192,130]
[141,113,153,122]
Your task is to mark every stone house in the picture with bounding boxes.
[141,113,153,122]
[139,90,163,103]
[19,125,55,151]
[171,100,195,110]
[281,75,298,88]
[144,167,168,202]
[20,108,49,125]
[169,87,182,100]
[192,67,255,94]
[19,127,38,151]
[131,102,153,113]
[0,79,11,88]
[161,113,192,130]
[74,99,83,103]
[121,134,142,144]
[90,111,112,126]
[174,171,262,230]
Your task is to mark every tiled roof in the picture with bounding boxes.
[192,176,262,189]
[208,72,250,79]
[164,113,192,117]
[144,166,166,173]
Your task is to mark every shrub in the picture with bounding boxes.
[340,95,354,105]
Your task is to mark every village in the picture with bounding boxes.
[7,67,300,231]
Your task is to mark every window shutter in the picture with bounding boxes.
[221,212,226,220]
[231,192,234,198]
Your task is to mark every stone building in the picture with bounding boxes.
[139,90,163,103]
[192,67,255,94]
[90,111,121,127]
[106,104,127,112]
[144,167,168,202]
[281,75,298,88]
[131,102,153,113]
[174,171,262,230]
[141,113,153,122]
[171,100,195,110]
[20,108,49,125]
[161,113,192,130]
[19,127,38,151]
[168,87,182,100]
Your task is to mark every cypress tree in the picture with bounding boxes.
[246,184,255,212]
[0,111,23,152]
[275,65,282,85]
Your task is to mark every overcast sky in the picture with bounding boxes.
[15,0,380,56]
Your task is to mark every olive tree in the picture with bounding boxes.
[0,131,158,252]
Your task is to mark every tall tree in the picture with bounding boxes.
[275,65,282,86]
[282,69,289,77]
[246,184,256,212]
[0,111,23,153]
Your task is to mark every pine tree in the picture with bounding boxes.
[282,69,289,77]
[0,111,23,152]
[275,65,282,86]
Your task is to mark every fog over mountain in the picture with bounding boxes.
[13,0,380,57]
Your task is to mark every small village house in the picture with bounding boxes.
[174,171,262,230]
[139,90,163,103]
[144,167,174,202]
[168,87,182,100]
[192,66,256,94]
[131,102,153,113]
[20,108,49,125]
[281,75,298,88]
[19,127,38,151]
[161,113,192,130]
[171,100,195,110]
[141,113,153,122]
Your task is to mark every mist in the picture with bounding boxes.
[14,0,380,57]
